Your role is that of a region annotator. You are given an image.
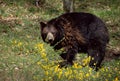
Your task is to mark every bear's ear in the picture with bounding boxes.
[40,22,46,30]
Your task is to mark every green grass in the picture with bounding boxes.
[0,0,120,81]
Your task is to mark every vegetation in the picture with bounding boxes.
[0,0,120,81]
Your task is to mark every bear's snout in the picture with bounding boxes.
[45,32,54,44]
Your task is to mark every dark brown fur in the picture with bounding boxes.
[40,12,109,71]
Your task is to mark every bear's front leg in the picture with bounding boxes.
[54,43,63,50]
[66,48,78,65]
[59,48,78,68]
[60,53,67,60]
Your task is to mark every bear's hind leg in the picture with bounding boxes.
[88,47,105,71]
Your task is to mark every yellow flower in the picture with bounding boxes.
[108,74,111,77]
[73,63,78,68]
[35,43,44,51]
[33,76,38,80]
[26,35,31,38]
[54,65,59,73]
[105,68,108,72]
[92,57,94,60]
[65,71,69,77]
[86,73,90,77]
[12,40,17,44]
[113,77,119,81]
[94,63,96,66]
[96,72,100,78]
[42,65,47,70]
[17,42,22,47]
[73,70,77,74]
[37,61,41,65]
[65,68,72,77]
[82,56,91,66]
[89,68,92,72]
[101,67,105,71]
[44,58,48,62]
[35,43,47,56]
[105,79,108,81]
[78,65,83,68]
[45,71,49,76]
[41,52,46,58]
[68,75,72,80]
[79,72,84,80]
[58,70,62,79]
[69,69,72,75]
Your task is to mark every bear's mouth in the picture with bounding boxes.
[45,39,54,46]
[47,40,54,44]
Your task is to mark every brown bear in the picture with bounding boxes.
[40,12,109,71]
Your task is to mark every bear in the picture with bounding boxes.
[40,12,109,71]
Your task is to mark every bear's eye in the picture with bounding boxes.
[52,32,56,35]
[42,27,49,34]
[51,30,57,36]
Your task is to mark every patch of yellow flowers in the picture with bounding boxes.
[30,42,120,81]
[11,40,23,47]
[34,43,90,80]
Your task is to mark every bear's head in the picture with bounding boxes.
[40,19,64,46]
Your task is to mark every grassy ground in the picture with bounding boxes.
[0,0,120,81]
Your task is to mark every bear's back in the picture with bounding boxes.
[59,12,96,25]
[58,12,109,44]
